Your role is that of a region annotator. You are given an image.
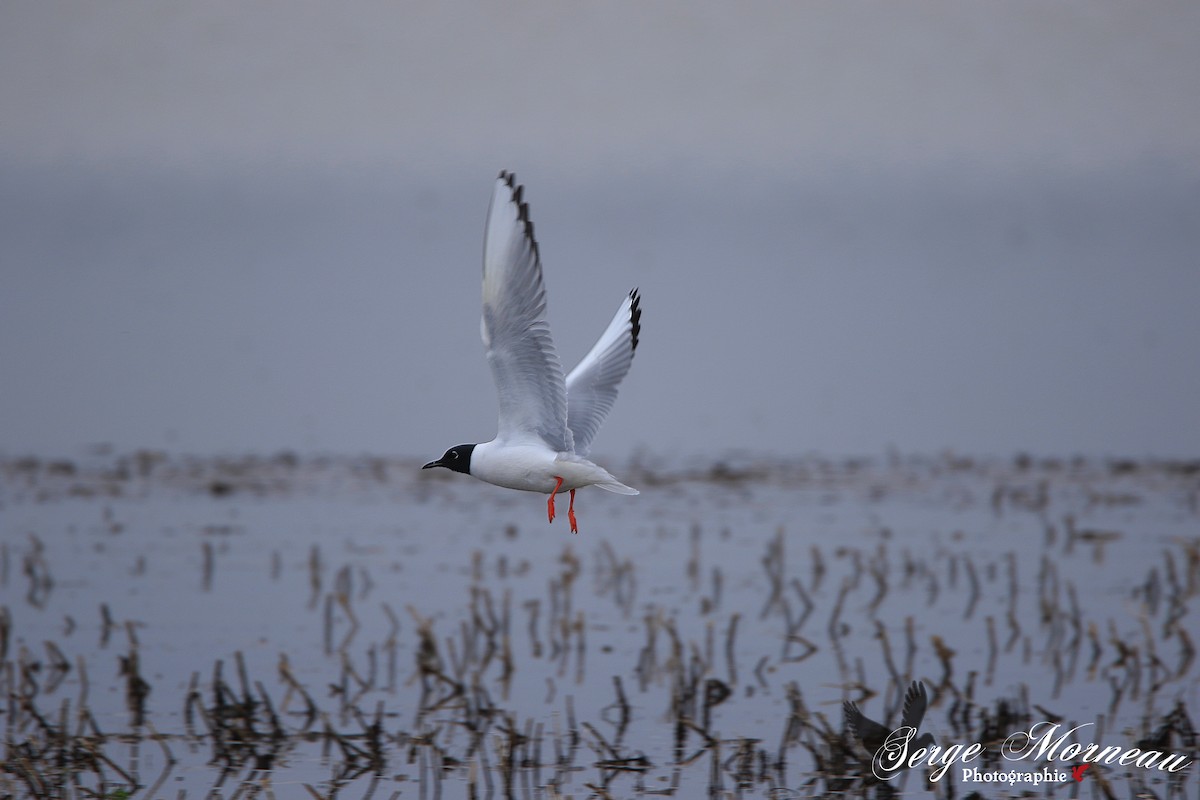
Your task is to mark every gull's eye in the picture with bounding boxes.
[450,451,458,459]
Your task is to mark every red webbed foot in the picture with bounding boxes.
[547,476,564,524]
[568,488,578,534]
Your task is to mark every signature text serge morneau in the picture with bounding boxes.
[873,721,1192,782]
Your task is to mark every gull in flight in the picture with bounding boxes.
[423,172,641,533]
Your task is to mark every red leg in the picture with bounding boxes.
[547,476,563,524]
[568,489,578,534]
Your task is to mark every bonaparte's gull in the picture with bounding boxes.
[423,172,641,533]
[844,680,935,758]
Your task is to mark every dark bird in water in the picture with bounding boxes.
[844,680,935,759]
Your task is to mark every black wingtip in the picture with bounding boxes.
[628,288,642,352]
[496,170,540,262]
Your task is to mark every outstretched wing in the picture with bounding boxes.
[844,700,891,749]
[480,172,572,452]
[565,289,641,456]
[900,680,928,732]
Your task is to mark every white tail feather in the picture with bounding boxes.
[596,480,639,495]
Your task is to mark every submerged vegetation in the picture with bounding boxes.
[1,451,1198,797]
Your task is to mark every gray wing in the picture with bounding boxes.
[900,680,928,731]
[844,700,890,748]
[565,289,641,457]
[480,172,573,452]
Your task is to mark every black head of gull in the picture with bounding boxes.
[423,444,475,475]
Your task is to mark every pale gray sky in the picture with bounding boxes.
[2,2,1198,458]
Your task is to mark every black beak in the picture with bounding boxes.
[422,459,444,470]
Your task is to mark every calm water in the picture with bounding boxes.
[2,451,1198,798]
